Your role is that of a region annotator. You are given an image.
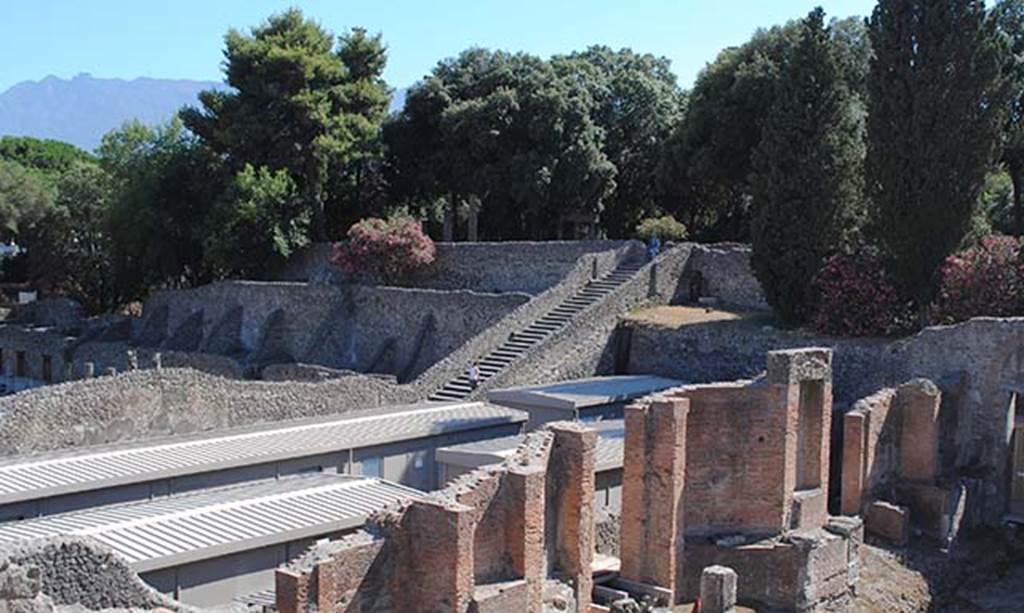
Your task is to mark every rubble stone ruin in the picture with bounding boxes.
[273,348,861,612]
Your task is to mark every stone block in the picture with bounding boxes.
[700,565,737,613]
[865,501,909,546]
[471,579,529,613]
[897,379,941,482]
[791,488,827,531]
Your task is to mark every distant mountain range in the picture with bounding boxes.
[0,73,409,152]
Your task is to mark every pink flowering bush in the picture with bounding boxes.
[931,235,1024,325]
[811,249,905,337]
[331,216,436,283]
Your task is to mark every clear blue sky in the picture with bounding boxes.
[1,0,878,93]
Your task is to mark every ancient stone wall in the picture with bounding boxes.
[448,244,694,399]
[275,240,639,295]
[681,243,768,310]
[841,379,964,545]
[0,367,413,456]
[619,349,858,610]
[627,316,1024,525]
[276,423,595,613]
[141,281,530,380]
[0,537,180,611]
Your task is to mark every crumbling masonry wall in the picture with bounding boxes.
[276,423,596,613]
[619,349,858,610]
[0,537,182,612]
[842,378,964,545]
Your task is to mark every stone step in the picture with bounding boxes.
[486,352,517,362]
[431,391,467,401]
[502,341,534,350]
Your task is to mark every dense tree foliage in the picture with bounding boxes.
[100,119,224,295]
[182,9,388,240]
[0,136,94,175]
[749,8,865,323]
[0,160,54,239]
[866,0,1010,312]
[24,162,118,312]
[995,0,1024,234]
[658,17,869,241]
[551,47,685,237]
[386,49,615,240]
[203,165,310,279]
[7,3,1024,335]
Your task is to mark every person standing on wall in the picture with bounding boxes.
[647,232,661,261]
[468,361,480,390]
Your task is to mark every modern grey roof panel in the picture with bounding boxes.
[435,418,625,473]
[0,474,418,572]
[487,375,680,411]
[0,401,524,506]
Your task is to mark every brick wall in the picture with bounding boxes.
[276,425,596,613]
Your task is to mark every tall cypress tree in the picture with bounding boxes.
[750,8,865,323]
[867,0,1009,312]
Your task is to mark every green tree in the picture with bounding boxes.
[658,23,799,240]
[551,47,685,237]
[327,27,392,231]
[24,162,119,313]
[0,136,93,176]
[749,8,866,323]
[100,119,225,296]
[658,16,870,241]
[0,160,54,239]
[867,0,1010,312]
[202,165,310,279]
[386,49,615,240]
[182,9,368,240]
[994,0,1024,234]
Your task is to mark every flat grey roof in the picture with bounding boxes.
[436,418,625,473]
[0,474,418,573]
[0,401,525,506]
[486,375,680,411]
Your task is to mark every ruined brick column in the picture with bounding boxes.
[841,411,866,515]
[897,379,941,482]
[274,568,310,613]
[547,422,597,612]
[620,396,689,602]
[505,464,547,612]
[393,499,476,613]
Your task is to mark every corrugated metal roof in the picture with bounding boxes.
[0,474,418,572]
[435,419,625,473]
[0,401,525,505]
[487,376,680,411]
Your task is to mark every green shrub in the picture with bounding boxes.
[635,215,688,242]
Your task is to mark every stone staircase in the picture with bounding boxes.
[428,259,647,402]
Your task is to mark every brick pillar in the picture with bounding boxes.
[841,411,866,515]
[394,499,476,613]
[505,465,546,612]
[547,422,597,612]
[700,565,737,613]
[620,397,689,603]
[275,568,310,613]
[898,379,941,482]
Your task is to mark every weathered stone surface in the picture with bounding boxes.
[0,368,415,456]
[865,501,909,546]
[700,565,737,613]
[629,316,1024,526]
[0,538,180,611]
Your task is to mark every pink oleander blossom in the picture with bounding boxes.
[331,216,436,283]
